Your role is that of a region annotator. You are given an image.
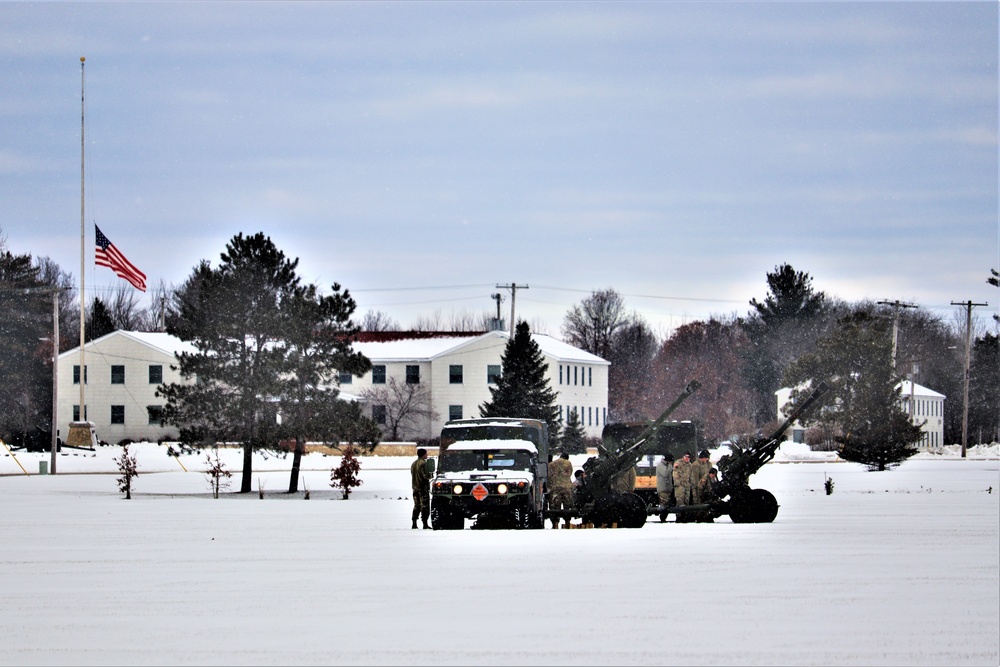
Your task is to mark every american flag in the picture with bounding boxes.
[95,225,147,292]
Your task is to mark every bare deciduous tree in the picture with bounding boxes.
[360,377,438,441]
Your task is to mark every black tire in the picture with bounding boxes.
[432,505,463,530]
[728,489,756,524]
[622,493,648,528]
[751,488,779,523]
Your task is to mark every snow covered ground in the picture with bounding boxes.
[1,443,997,666]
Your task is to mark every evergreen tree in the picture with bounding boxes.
[278,282,373,493]
[0,248,53,447]
[160,233,300,493]
[559,407,587,454]
[743,263,828,423]
[784,309,922,471]
[968,333,999,444]
[87,298,115,341]
[479,321,560,435]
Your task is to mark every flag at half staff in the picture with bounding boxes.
[95,225,146,292]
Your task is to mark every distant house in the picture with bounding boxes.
[347,331,610,441]
[775,381,946,449]
[57,329,609,445]
[57,331,198,444]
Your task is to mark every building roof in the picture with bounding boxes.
[58,330,608,366]
[898,380,946,399]
[352,330,608,365]
[58,330,199,360]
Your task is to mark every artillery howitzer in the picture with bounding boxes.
[685,381,830,523]
[550,380,701,528]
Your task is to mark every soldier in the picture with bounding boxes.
[691,449,712,504]
[672,451,693,507]
[410,448,431,529]
[547,452,574,528]
[655,452,674,522]
[611,464,637,494]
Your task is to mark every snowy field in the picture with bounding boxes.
[1,443,998,666]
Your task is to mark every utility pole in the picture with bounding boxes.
[878,299,917,369]
[951,300,988,458]
[51,290,59,474]
[496,283,528,337]
[490,292,504,332]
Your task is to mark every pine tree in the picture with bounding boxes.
[560,408,587,454]
[479,321,560,435]
[161,233,300,493]
[784,308,922,471]
[278,282,372,493]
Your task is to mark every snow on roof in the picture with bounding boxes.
[353,331,608,364]
[58,330,198,359]
[897,380,946,399]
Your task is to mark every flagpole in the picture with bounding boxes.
[79,56,86,421]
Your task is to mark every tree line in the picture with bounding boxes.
[1,222,997,471]
[560,265,999,462]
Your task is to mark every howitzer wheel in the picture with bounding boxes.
[728,488,779,523]
[750,488,779,523]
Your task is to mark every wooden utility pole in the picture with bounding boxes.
[878,299,917,369]
[951,300,988,458]
[496,283,528,337]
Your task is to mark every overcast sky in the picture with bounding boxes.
[2,1,997,336]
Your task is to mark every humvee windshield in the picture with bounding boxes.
[440,424,543,448]
[439,449,535,473]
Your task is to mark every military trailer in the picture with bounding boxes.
[430,418,549,530]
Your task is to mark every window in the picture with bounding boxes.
[372,405,387,425]
[111,365,125,384]
[110,405,125,425]
[559,365,563,384]
[148,365,163,384]
[449,365,463,384]
[487,365,501,384]
[449,405,463,421]
[72,405,88,421]
[147,405,164,425]
[573,366,578,385]
[588,367,592,386]
[73,365,87,385]
[372,365,386,384]
[406,365,420,384]
[338,371,353,385]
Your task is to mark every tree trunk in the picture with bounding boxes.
[240,442,253,493]
[288,434,304,493]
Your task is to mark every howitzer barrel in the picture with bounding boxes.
[718,382,830,488]
[585,380,700,502]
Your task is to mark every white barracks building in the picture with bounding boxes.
[57,330,608,444]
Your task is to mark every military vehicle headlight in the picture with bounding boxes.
[452,484,464,495]
[496,483,509,495]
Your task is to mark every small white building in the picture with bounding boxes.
[57,330,609,445]
[56,331,197,444]
[775,381,946,450]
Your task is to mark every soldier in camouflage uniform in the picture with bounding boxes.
[655,452,674,522]
[672,451,693,507]
[691,450,712,504]
[547,452,574,528]
[411,448,431,529]
[611,464,637,494]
